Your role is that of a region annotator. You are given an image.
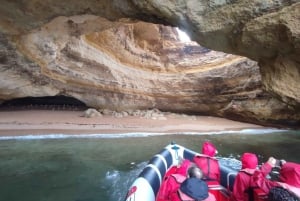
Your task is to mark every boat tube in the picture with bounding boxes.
[124,143,243,201]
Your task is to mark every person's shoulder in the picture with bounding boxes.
[169,173,186,183]
[240,168,256,175]
[194,154,218,160]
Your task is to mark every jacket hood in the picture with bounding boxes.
[202,141,217,157]
[241,153,258,169]
[279,162,300,188]
[180,178,209,200]
[176,159,191,176]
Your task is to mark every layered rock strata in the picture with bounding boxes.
[125,1,300,108]
[0,15,298,127]
[0,0,299,127]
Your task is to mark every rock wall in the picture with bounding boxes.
[124,1,300,107]
[0,1,299,127]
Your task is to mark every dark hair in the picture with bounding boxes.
[268,186,299,201]
[187,166,202,178]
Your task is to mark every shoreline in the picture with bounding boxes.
[0,109,269,136]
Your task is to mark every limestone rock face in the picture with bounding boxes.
[125,1,300,108]
[0,1,299,127]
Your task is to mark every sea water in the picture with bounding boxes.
[0,129,299,201]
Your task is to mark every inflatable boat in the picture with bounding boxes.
[124,143,267,201]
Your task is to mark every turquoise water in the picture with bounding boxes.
[0,130,299,201]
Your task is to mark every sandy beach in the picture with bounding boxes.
[0,109,265,136]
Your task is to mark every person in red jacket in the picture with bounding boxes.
[170,166,216,201]
[231,152,259,201]
[157,159,192,201]
[253,159,300,199]
[193,141,220,181]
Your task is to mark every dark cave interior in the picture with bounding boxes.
[0,96,87,110]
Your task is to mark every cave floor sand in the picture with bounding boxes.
[0,110,264,136]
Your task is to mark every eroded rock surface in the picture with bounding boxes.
[0,1,299,127]
[126,1,300,107]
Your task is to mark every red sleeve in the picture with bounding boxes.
[157,176,172,201]
[259,162,273,177]
[252,163,279,194]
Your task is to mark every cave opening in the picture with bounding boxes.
[0,96,87,111]
[176,28,191,42]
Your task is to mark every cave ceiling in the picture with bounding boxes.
[0,0,299,127]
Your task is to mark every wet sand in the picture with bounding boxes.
[0,110,265,136]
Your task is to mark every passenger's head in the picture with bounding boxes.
[241,152,258,169]
[187,166,203,179]
[201,141,217,157]
[268,186,299,201]
[279,162,300,188]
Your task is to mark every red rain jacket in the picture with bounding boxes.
[170,190,216,201]
[176,159,192,176]
[232,169,257,201]
[193,155,220,181]
[157,159,192,201]
[201,142,217,158]
[157,174,186,201]
[279,162,300,188]
[253,162,300,198]
[193,141,220,181]
[231,153,260,201]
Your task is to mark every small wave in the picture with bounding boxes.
[238,128,288,134]
[106,170,120,180]
[0,133,164,140]
[177,128,287,135]
[0,128,288,140]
